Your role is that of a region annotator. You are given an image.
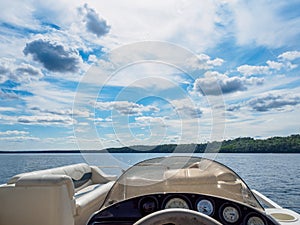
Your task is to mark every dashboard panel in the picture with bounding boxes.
[88,193,279,225]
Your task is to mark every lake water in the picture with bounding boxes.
[0,153,299,213]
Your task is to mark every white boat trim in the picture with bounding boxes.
[252,189,299,225]
[252,189,283,209]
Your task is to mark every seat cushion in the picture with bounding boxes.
[75,181,114,216]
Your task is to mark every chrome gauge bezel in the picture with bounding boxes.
[245,213,266,225]
[163,197,190,209]
[138,196,159,215]
[196,199,214,216]
[247,216,265,225]
[220,204,240,224]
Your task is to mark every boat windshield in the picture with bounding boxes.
[103,156,263,210]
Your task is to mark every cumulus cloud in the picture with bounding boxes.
[237,65,270,76]
[0,61,43,84]
[266,60,284,70]
[193,71,263,96]
[15,64,42,78]
[248,93,300,112]
[94,101,159,116]
[12,63,43,83]
[237,56,297,77]
[170,99,203,118]
[79,4,110,37]
[278,51,300,61]
[23,39,80,73]
[186,53,224,70]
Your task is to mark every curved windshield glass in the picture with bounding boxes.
[103,156,263,210]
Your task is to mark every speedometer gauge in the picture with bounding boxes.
[164,197,189,209]
[196,199,214,215]
[222,206,239,223]
[247,216,265,225]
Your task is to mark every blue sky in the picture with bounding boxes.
[0,0,299,151]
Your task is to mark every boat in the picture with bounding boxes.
[0,156,299,225]
[87,156,300,225]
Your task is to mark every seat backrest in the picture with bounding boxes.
[7,163,92,189]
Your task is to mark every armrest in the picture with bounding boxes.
[90,166,117,184]
[15,174,75,198]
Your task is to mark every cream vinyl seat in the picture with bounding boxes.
[0,163,116,225]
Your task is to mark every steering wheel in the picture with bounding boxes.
[133,208,222,225]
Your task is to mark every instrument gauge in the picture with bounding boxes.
[222,206,239,223]
[247,216,265,225]
[139,197,158,215]
[196,199,214,216]
[164,197,189,209]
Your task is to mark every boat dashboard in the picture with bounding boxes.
[88,192,278,225]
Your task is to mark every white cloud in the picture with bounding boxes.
[22,80,77,111]
[247,93,300,112]
[0,1,38,30]
[0,130,29,136]
[94,101,159,116]
[278,51,300,61]
[17,115,75,125]
[0,89,19,99]
[0,107,17,112]
[170,99,203,118]
[237,57,297,77]
[237,65,270,76]
[88,55,98,63]
[193,71,263,96]
[135,116,168,126]
[227,90,300,113]
[86,61,190,91]
[78,4,110,38]
[84,0,224,51]
[186,53,224,70]
[229,1,300,47]
[30,106,90,117]
[94,117,113,124]
[0,60,43,84]
[266,60,284,70]
[0,136,40,142]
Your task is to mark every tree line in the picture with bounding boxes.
[106,134,300,153]
[1,134,299,153]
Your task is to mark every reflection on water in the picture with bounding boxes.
[0,153,299,213]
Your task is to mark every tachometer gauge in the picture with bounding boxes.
[164,197,189,209]
[196,199,214,216]
[222,206,239,223]
[247,216,265,225]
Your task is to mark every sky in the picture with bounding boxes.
[0,0,299,151]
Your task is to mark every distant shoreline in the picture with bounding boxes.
[1,134,299,154]
[0,151,299,154]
